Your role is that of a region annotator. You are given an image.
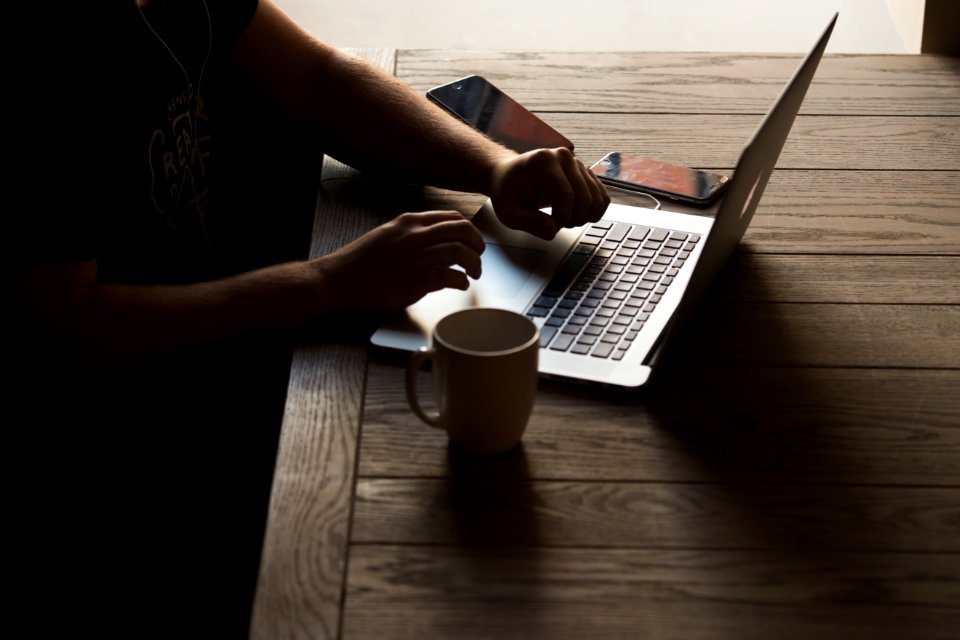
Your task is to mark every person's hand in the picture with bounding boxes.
[489,147,610,240]
[317,210,485,311]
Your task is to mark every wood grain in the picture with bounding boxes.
[536,114,960,170]
[717,255,960,302]
[359,363,960,485]
[352,479,960,551]
[250,48,395,640]
[343,546,960,640]
[738,171,960,254]
[673,302,959,368]
[399,51,960,116]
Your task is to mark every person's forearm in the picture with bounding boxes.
[63,259,334,368]
[231,3,516,196]
[304,49,517,195]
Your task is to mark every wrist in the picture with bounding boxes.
[298,255,347,319]
[483,149,520,196]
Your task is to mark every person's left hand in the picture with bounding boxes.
[488,147,610,240]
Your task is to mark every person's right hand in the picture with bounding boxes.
[488,147,610,240]
[316,210,485,311]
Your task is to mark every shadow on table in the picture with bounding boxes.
[540,250,871,538]
[439,444,549,633]
[525,251,938,627]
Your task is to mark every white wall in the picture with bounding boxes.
[274,0,912,53]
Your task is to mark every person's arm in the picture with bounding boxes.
[11,211,483,369]
[229,0,609,240]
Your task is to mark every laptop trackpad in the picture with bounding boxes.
[481,242,546,297]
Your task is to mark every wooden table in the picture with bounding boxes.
[251,49,960,639]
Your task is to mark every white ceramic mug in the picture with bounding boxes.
[406,307,540,454]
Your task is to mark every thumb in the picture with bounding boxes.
[494,198,559,240]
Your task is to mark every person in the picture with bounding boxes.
[6,1,609,636]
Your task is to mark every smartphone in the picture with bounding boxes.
[591,152,730,206]
[426,74,574,154]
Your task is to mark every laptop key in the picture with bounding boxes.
[543,250,591,297]
[649,228,670,242]
[571,344,591,355]
[550,333,576,351]
[606,222,631,243]
[591,342,616,359]
[539,326,558,347]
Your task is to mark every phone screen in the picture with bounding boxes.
[427,75,573,154]
[591,153,729,203]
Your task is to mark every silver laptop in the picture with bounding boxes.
[371,13,837,388]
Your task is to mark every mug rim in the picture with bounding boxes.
[434,307,540,358]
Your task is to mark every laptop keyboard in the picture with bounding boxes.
[526,221,700,360]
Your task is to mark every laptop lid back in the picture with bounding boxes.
[672,13,836,315]
[646,13,837,368]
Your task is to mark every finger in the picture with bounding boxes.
[496,203,558,240]
[392,267,470,309]
[411,218,486,255]
[417,267,472,298]
[578,160,611,224]
[414,242,483,279]
[535,150,577,229]
[396,210,466,227]
[555,153,594,228]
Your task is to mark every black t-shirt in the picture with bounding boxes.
[7,5,316,633]
[11,0,261,284]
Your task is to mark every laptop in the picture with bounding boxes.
[371,13,838,388]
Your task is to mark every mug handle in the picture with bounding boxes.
[406,346,444,429]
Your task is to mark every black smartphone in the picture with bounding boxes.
[426,74,574,154]
[590,152,730,206]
